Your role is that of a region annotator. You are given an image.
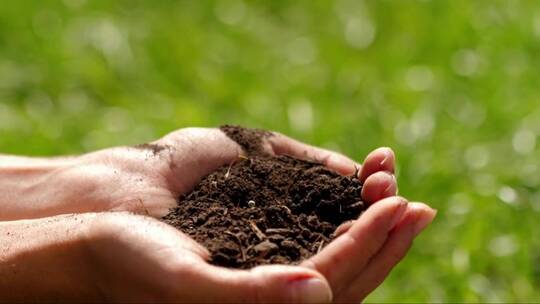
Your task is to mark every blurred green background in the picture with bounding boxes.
[1,0,539,301]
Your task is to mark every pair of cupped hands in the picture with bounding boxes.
[2,128,436,303]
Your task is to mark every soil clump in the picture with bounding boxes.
[162,126,365,269]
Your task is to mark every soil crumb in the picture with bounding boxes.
[220,125,273,156]
[162,126,365,269]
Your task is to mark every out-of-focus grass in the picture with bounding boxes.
[1,0,540,301]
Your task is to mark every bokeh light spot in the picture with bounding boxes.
[344,17,376,50]
[286,37,317,65]
[452,49,482,77]
[288,99,314,133]
[498,186,518,206]
[465,145,490,169]
[405,66,434,91]
[215,0,246,26]
[512,128,536,155]
[488,234,519,257]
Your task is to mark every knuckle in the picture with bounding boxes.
[388,239,414,264]
[364,240,382,258]
[388,248,407,264]
[364,230,389,257]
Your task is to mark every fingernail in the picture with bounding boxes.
[380,152,390,167]
[413,208,437,236]
[290,278,332,303]
[390,198,408,229]
[382,174,397,197]
[379,148,394,170]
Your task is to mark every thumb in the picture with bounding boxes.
[194,264,333,303]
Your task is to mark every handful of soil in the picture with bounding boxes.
[162,126,365,269]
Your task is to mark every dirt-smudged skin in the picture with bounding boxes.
[162,126,365,269]
[133,143,169,155]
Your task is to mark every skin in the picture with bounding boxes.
[0,127,436,302]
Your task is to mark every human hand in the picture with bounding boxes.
[0,212,334,302]
[303,197,436,302]
[87,212,340,303]
[0,202,434,303]
[268,140,437,302]
[0,126,435,303]
[268,144,435,302]
[25,127,398,219]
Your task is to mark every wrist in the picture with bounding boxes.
[0,149,144,220]
[0,157,79,220]
[0,214,102,301]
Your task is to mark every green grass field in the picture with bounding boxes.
[1,0,539,301]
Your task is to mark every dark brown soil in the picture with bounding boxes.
[162,126,365,269]
[219,125,273,156]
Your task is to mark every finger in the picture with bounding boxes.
[334,220,355,238]
[337,203,436,302]
[358,147,395,183]
[361,171,397,205]
[334,172,398,238]
[302,196,408,294]
[190,264,332,303]
[268,133,360,175]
